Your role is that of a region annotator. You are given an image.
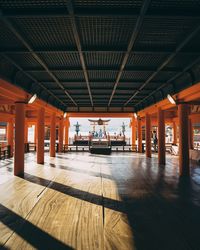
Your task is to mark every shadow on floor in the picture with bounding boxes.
[0,204,74,250]
[49,163,112,180]
[22,173,125,213]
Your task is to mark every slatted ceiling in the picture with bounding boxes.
[134,17,199,51]
[118,82,144,89]
[38,52,81,68]
[13,17,76,49]
[29,71,54,81]
[183,32,200,51]
[126,53,168,68]
[77,16,137,50]
[84,52,124,68]
[0,1,200,111]
[121,71,153,81]
[166,53,199,70]
[149,0,200,12]
[0,0,69,9]
[88,70,117,81]
[74,0,143,9]
[0,20,25,49]
[7,53,43,69]
[153,71,177,82]
[90,82,114,89]
[53,70,85,81]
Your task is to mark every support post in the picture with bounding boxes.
[58,117,64,152]
[131,116,136,150]
[137,117,142,153]
[188,119,194,149]
[64,117,69,150]
[158,108,165,165]
[173,121,177,145]
[50,113,56,157]
[7,119,14,158]
[145,113,151,158]
[24,118,28,144]
[178,104,190,176]
[37,107,45,164]
[14,102,25,176]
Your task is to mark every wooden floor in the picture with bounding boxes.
[0,152,200,250]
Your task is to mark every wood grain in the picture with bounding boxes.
[1,152,200,249]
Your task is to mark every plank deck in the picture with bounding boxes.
[1,152,200,249]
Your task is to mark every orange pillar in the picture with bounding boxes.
[37,108,45,164]
[158,108,165,165]
[34,124,37,144]
[178,104,190,176]
[7,119,14,157]
[64,117,69,148]
[50,113,56,157]
[188,119,194,149]
[137,117,142,153]
[14,102,25,176]
[131,116,136,148]
[173,121,177,145]
[145,113,151,158]
[24,118,28,143]
[58,117,64,152]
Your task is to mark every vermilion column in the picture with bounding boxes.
[137,117,142,153]
[14,102,25,176]
[37,108,45,164]
[50,113,56,157]
[34,124,37,144]
[145,113,151,158]
[188,119,194,149]
[64,117,69,149]
[158,108,165,165]
[7,119,14,157]
[131,116,136,148]
[24,118,28,143]
[58,117,64,152]
[173,121,177,144]
[178,104,189,176]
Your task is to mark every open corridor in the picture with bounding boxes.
[1,153,200,250]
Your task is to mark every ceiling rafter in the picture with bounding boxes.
[0,16,78,106]
[2,53,66,108]
[124,23,200,106]
[66,0,93,107]
[1,9,200,19]
[22,67,181,73]
[135,55,200,108]
[1,49,200,55]
[108,0,151,106]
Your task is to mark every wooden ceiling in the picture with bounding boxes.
[0,0,200,112]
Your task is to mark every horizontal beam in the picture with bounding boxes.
[1,9,200,18]
[23,67,181,72]
[1,49,199,55]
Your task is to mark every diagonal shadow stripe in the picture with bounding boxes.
[0,204,74,250]
[23,173,125,213]
[49,163,112,180]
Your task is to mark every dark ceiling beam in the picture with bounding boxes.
[1,49,200,55]
[23,67,181,73]
[1,53,67,107]
[108,0,151,106]
[124,23,200,106]
[0,16,78,106]
[66,1,93,107]
[1,9,200,18]
[135,55,200,108]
